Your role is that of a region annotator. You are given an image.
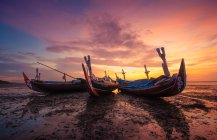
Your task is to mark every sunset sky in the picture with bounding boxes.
[0,0,217,82]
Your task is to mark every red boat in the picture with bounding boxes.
[82,55,118,96]
[82,63,118,96]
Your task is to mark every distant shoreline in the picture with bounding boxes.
[0,80,25,88]
[188,81,217,82]
[0,80,11,84]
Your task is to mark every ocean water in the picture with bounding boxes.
[188,81,217,86]
[0,83,216,140]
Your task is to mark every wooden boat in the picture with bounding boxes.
[23,72,86,93]
[23,62,86,93]
[82,55,119,96]
[118,59,186,97]
[82,63,118,96]
[117,47,186,97]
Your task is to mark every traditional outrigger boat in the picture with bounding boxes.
[116,47,186,97]
[23,62,86,93]
[82,56,118,96]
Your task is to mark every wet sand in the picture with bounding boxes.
[0,84,216,140]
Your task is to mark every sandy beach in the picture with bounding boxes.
[0,83,216,140]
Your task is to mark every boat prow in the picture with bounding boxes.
[82,63,99,96]
[82,63,116,96]
[23,72,32,89]
[178,58,186,92]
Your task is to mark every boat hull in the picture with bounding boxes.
[23,72,87,93]
[118,59,186,97]
[82,64,116,96]
[91,80,118,91]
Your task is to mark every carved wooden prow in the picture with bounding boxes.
[84,55,93,78]
[156,47,170,77]
[122,69,126,80]
[144,65,150,79]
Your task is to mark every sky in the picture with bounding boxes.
[0,0,217,82]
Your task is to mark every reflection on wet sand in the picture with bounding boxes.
[77,94,117,139]
[126,95,190,140]
[22,93,86,117]
[17,92,88,139]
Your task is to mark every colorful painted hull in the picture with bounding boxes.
[23,72,86,93]
[82,64,118,96]
[118,59,186,97]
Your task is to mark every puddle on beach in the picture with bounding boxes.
[0,84,216,139]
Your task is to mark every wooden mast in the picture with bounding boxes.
[144,65,150,79]
[122,69,126,80]
[35,68,39,80]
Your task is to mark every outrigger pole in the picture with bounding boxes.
[36,62,77,79]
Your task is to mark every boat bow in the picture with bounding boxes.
[177,58,186,92]
[23,72,32,89]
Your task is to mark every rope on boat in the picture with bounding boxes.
[36,62,77,79]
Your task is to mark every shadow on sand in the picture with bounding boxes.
[20,92,190,140]
[125,94,190,140]
[77,94,118,139]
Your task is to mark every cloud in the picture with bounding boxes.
[0,0,89,42]
[0,51,51,82]
[46,45,77,53]
[45,13,159,67]
[0,54,34,82]
[87,13,136,48]
[0,52,84,82]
